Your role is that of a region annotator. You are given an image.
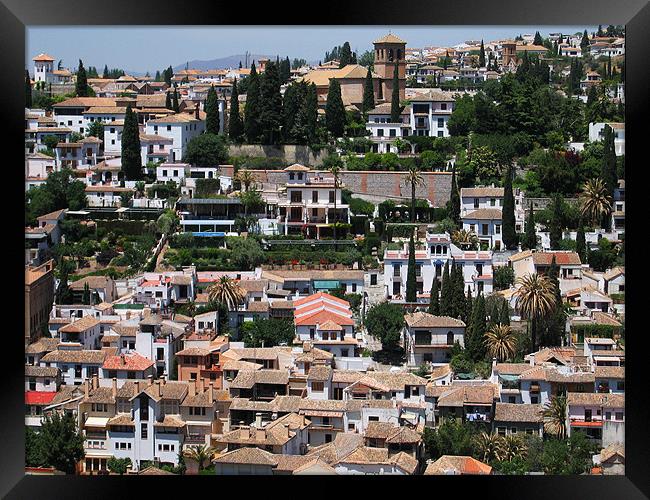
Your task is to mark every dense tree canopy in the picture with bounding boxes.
[182,133,229,167]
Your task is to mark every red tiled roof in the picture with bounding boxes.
[102,352,154,372]
[295,309,355,327]
[294,292,350,308]
[25,391,57,405]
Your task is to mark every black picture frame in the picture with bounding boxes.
[5,0,648,497]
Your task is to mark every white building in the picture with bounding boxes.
[403,312,466,366]
[588,123,625,156]
[144,112,206,162]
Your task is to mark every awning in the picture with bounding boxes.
[401,411,419,423]
[313,280,341,290]
[192,232,226,237]
[301,410,344,418]
[594,356,623,362]
[499,374,520,382]
[84,416,110,428]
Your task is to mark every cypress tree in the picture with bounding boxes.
[549,193,563,250]
[259,61,283,145]
[544,256,565,347]
[165,91,172,110]
[465,286,473,326]
[468,293,487,361]
[499,298,510,326]
[154,69,160,82]
[448,165,461,228]
[523,202,537,250]
[205,86,220,135]
[282,82,303,143]
[103,65,109,79]
[55,267,72,305]
[580,30,590,53]
[428,278,440,315]
[390,64,401,123]
[479,40,486,68]
[244,64,262,143]
[325,78,346,137]
[439,261,451,316]
[82,282,91,305]
[293,82,318,145]
[533,31,543,45]
[405,235,417,302]
[502,165,517,249]
[442,51,449,70]
[576,219,587,263]
[25,70,32,108]
[452,262,467,320]
[339,42,352,67]
[164,65,173,86]
[172,88,180,113]
[121,105,142,181]
[282,57,291,83]
[449,263,459,317]
[362,67,375,117]
[601,124,618,198]
[75,59,88,97]
[228,78,244,142]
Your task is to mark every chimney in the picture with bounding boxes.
[190,379,197,396]
[255,412,263,429]
[120,353,126,366]
[240,424,250,440]
[92,373,99,390]
[256,427,266,442]
[209,382,214,404]
[200,378,205,392]
[284,423,290,438]
[195,102,200,120]
[147,374,153,386]
[112,378,117,399]
[160,374,166,386]
[134,380,140,393]
[84,378,90,398]
[157,380,162,398]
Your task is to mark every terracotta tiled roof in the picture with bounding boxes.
[102,352,154,372]
[213,447,277,466]
[567,392,624,407]
[424,455,492,475]
[306,365,332,381]
[41,350,107,365]
[404,311,465,329]
[461,187,504,198]
[230,369,289,389]
[25,365,59,378]
[463,208,503,220]
[295,310,355,327]
[494,403,543,423]
[59,315,100,333]
[594,366,625,379]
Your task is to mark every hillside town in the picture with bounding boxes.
[24,26,625,476]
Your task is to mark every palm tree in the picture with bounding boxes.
[206,276,246,311]
[579,177,612,226]
[329,164,342,240]
[541,395,568,439]
[404,166,424,222]
[451,228,478,250]
[472,432,505,463]
[502,435,527,461]
[235,169,255,192]
[514,273,556,353]
[484,324,517,362]
[183,444,217,472]
[134,181,145,198]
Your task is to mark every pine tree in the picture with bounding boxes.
[549,193,563,250]
[523,202,537,250]
[121,105,142,181]
[447,165,461,228]
[576,219,587,263]
[103,64,109,79]
[479,40,486,68]
[244,64,262,143]
[325,78,346,137]
[362,67,375,117]
[406,235,417,302]
[502,165,517,249]
[439,261,451,316]
[428,278,440,315]
[259,61,283,145]
[25,70,32,108]
[228,78,244,142]
[205,86,220,135]
[467,292,487,361]
[499,299,510,326]
[390,64,401,123]
[75,59,88,97]
[165,91,172,110]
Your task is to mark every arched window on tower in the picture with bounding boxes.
[388,49,394,62]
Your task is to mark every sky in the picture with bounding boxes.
[27,26,596,75]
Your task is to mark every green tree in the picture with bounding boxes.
[228,78,244,142]
[580,30,590,54]
[451,262,467,321]
[205,86,220,135]
[514,273,556,353]
[103,65,109,79]
[121,105,142,181]
[365,302,405,349]
[325,79,346,138]
[82,282,91,305]
[575,219,587,263]
[533,31,543,45]
[280,56,291,83]
[543,256,566,347]
[600,124,618,199]
[405,235,417,302]
[107,457,132,475]
[467,292,487,361]
[282,82,305,143]
[26,70,32,108]
[549,193,564,250]
[522,203,537,250]
[502,166,517,249]
[499,299,511,326]
[165,91,172,110]
[390,64,401,123]
[404,167,424,223]
[75,59,89,97]
[207,276,246,311]
[240,318,296,347]
[182,134,229,167]
[244,64,262,143]
[86,119,105,143]
[339,42,353,67]
[362,67,375,117]
[36,413,85,474]
[259,61,283,144]
[479,40,486,67]
[423,418,476,460]
[172,87,180,113]
[428,278,440,315]
[447,165,461,228]
[447,94,476,136]
[494,266,515,291]
[25,426,47,467]
[25,169,87,225]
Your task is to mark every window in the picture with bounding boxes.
[309,328,315,340]
[509,396,516,403]
[141,423,148,439]
[447,331,454,345]
[377,129,384,137]
[441,103,447,110]
[167,125,172,131]
[531,396,538,404]
[437,118,444,128]
[615,412,624,421]
[311,382,324,392]
[368,416,379,422]
[389,129,396,137]
[29,378,36,391]
[157,348,165,361]
[325,434,332,443]
[162,170,168,177]
[329,191,335,203]
[497,427,506,436]
[312,191,318,203]
[605,411,611,420]
[490,198,496,206]
[617,381,625,390]
[510,427,517,434]
[495,224,501,235]
[437,131,444,137]
[474,198,479,209]
[481,224,489,236]
[393,266,401,277]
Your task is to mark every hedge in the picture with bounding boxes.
[96,219,147,236]
[572,324,620,341]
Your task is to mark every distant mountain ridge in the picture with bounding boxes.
[172,54,274,72]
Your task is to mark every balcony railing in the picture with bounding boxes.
[185,434,207,444]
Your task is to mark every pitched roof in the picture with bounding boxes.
[461,187,504,198]
[25,391,58,405]
[494,403,543,423]
[59,315,100,333]
[68,275,113,290]
[33,53,55,61]
[25,365,59,378]
[307,365,332,381]
[102,352,154,372]
[424,455,492,475]
[41,349,107,364]
[463,208,503,220]
[594,366,625,379]
[53,97,117,108]
[567,392,624,408]
[374,33,407,44]
[230,369,289,389]
[404,311,466,329]
[213,447,277,466]
[600,443,625,463]
[294,309,355,327]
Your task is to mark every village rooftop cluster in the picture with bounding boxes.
[24,25,624,476]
